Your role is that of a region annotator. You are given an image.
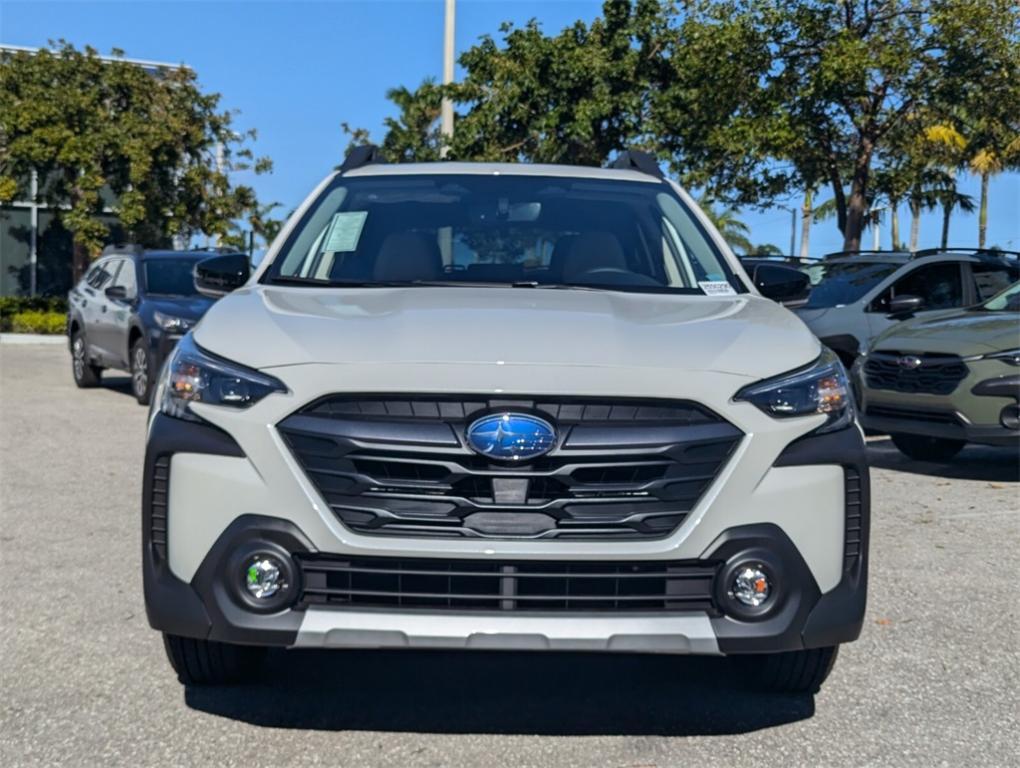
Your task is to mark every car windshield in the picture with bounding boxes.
[802,261,900,309]
[981,280,1020,311]
[144,259,200,296]
[265,174,744,294]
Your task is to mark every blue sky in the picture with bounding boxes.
[2,0,1018,255]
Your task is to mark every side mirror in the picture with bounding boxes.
[105,285,128,301]
[194,253,250,298]
[887,294,924,318]
[753,264,811,304]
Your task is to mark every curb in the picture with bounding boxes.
[0,333,67,346]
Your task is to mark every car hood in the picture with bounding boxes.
[871,309,1018,355]
[145,295,216,322]
[194,285,819,379]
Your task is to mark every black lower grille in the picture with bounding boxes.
[151,455,170,560]
[844,468,863,570]
[278,395,742,540]
[296,555,719,613]
[866,404,962,426]
[864,352,968,395]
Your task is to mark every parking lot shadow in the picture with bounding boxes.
[184,648,813,735]
[867,438,1020,482]
[98,373,136,397]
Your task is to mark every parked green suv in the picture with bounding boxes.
[857,281,1020,461]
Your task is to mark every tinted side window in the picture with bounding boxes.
[110,259,137,298]
[889,262,963,310]
[80,263,101,288]
[86,260,119,290]
[972,262,1018,301]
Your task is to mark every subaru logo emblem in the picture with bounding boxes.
[897,355,923,369]
[466,413,556,462]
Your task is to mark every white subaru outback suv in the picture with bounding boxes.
[144,148,869,693]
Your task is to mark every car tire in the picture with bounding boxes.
[890,433,965,462]
[131,339,154,405]
[162,633,266,686]
[71,331,102,388]
[735,645,839,694]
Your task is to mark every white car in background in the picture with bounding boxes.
[795,249,1019,367]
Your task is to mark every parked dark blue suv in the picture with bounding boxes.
[67,246,242,404]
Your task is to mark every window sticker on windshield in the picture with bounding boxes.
[698,280,736,296]
[322,211,368,252]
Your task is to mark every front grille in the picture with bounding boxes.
[864,352,968,395]
[278,395,742,540]
[150,455,170,560]
[296,555,719,613]
[865,404,962,426]
[843,468,863,571]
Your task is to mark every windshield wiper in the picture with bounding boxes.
[268,276,504,289]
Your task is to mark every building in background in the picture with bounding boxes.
[0,45,187,297]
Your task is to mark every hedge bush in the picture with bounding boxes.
[0,297,68,332]
[9,310,67,335]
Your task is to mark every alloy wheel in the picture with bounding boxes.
[133,346,148,398]
[72,337,86,381]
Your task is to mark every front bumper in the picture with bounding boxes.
[859,369,1020,447]
[149,328,185,371]
[143,413,869,655]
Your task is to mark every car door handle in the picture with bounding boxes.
[101,305,107,313]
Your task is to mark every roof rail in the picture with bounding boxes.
[189,246,244,254]
[339,144,387,174]
[609,150,664,179]
[101,243,144,257]
[912,247,1020,261]
[821,249,911,261]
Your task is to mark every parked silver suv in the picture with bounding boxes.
[796,249,1018,367]
[144,149,869,694]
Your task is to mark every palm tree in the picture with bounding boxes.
[906,185,938,252]
[698,195,753,254]
[969,136,1020,247]
[933,178,976,249]
[922,124,973,250]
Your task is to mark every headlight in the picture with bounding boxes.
[735,348,854,434]
[153,310,193,333]
[964,348,1020,367]
[156,333,286,422]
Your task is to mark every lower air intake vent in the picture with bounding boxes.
[844,468,863,571]
[151,455,170,560]
[296,555,720,613]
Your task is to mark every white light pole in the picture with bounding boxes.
[777,205,797,257]
[870,206,887,250]
[440,0,456,158]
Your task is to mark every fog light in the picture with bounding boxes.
[245,555,287,599]
[731,565,772,607]
[1000,405,1019,430]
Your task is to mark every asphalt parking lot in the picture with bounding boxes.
[1,343,1018,768]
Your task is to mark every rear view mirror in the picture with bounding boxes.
[753,263,811,304]
[887,294,924,317]
[194,253,250,299]
[105,285,128,301]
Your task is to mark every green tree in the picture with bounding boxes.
[745,0,1020,251]
[346,0,1019,254]
[0,42,273,275]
